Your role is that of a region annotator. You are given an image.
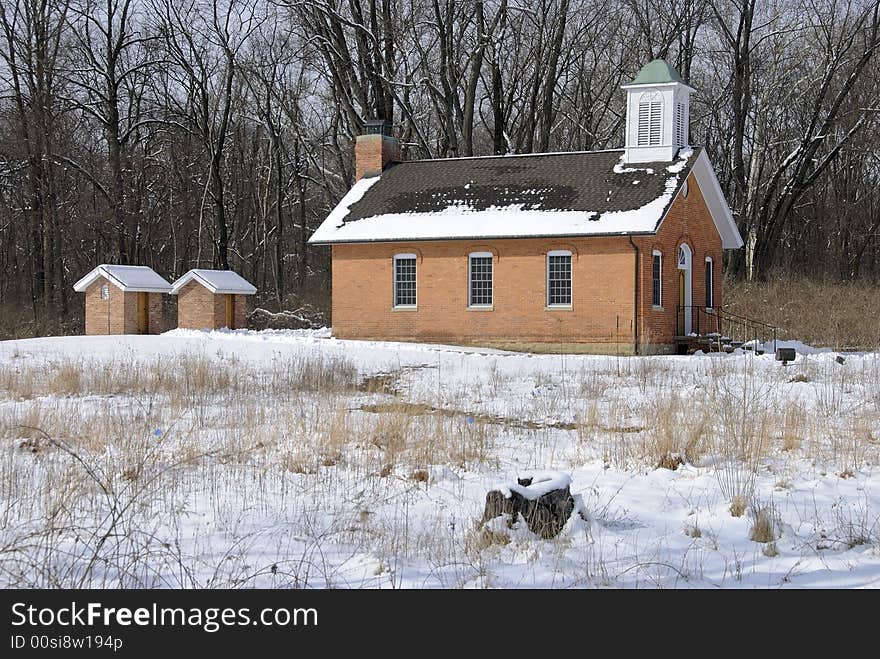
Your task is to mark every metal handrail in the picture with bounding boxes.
[713,306,779,332]
[676,304,780,352]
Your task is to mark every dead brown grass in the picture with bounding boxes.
[0,353,359,402]
[750,504,780,543]
[726,277,880,350]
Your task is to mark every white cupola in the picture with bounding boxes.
[621,59,694,164]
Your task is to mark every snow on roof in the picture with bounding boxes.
[309,148,717,245]
[73,264,172,293]
[170,269,257,295]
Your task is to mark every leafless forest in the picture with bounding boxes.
[1,0,879,335]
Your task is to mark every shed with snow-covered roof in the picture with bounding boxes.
[73,264,172,335]
[171,269,256,330]
[309,60,744,354]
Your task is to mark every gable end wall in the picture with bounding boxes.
[177,281,248,330]
[635,172,723,349]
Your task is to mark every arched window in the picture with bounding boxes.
[638,92,663,147]
[678,243,691,269]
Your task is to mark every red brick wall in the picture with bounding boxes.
[331,237,637,347]
[148,293,164,333]
[177,281,249,329]
[355,134,399,180]
[85,277,126,335]
[83,277,164,335]
[635,173,723,349]
[177,281,216,329]
[234,294,248,329]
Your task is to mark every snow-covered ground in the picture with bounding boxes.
[0,330,878,588]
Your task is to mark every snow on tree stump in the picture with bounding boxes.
[481,471,576,539]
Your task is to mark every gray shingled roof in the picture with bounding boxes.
[343,148,698,224]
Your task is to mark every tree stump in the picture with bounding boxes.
[481,471,576,539]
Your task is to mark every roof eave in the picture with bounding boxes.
[72,269,101,292]
[308,230,658,246]
[210,288,257,295]
[621,81,696,92]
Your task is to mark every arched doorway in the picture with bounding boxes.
[677,243,692,335]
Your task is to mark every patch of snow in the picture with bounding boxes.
[595,171,681,233]
[745,338,832,355]
[308,175,382,243]
[166,327,333,341]
[429,465,461,484]
[1,331,879,588]
[494,470,572,501]
[614,159,655,175]
[666,148,694,174]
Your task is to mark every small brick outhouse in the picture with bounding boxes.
[171,269,256,330]
[73,264,172,335]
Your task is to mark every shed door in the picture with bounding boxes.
[137,292,148,334]
[225,294,234,329]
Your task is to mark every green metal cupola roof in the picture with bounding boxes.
[626,59,687,86]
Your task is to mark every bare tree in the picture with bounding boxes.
[1,0,879,336]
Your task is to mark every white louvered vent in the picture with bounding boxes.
[675,102,687,147]
[637,93,662,147]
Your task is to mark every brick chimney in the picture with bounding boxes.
[355,119,399,180]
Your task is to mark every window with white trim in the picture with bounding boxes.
[468,252,493,307]
[547,251,572,307]
[705,257,714,308]
[393,254,417,307]
[652,250,662,307]
[637,92,663,147]
[674,102,687,147]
